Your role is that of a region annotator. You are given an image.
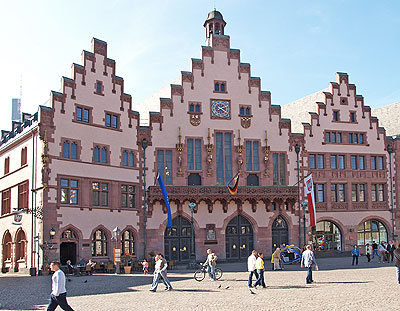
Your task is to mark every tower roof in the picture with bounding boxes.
[204,9,226,26]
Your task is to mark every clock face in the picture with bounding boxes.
[211,100,230,119]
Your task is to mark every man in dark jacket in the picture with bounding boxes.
[394,243,400,284]
[387,241,396,262]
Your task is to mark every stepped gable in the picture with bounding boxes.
[50,38,136,122]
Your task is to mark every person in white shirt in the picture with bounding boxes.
[47,262,74,311]
[149,254,173,292]
[247,250,258,287]
[365,243,372,262]
[378,243,386,263]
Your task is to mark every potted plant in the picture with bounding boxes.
[121,254,132,274]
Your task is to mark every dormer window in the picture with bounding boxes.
[214,81,227,93]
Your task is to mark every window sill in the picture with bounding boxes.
[72,120,122,132]
[213,91,228,94]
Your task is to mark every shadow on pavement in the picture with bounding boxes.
[173,289,218,293]
[0,274,191,310]
[316,281,370,284]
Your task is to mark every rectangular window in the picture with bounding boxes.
[317,155,324,169]
[106,114,111,127]
[273,154,279,185]
[21,147,27,166]
[112,115,118,129]
[216,133,232,185]
[1,189,11,215]
[4,157,10,175]
[272,153,286,185]
[378,156,384,170]
[279,154,286,185]
[325,132,330,143]
[333,111,338,121]
[60,179,78,205]
[354,134,358,144]
[359,184,366,202]
[187,139,202,171]
[338,155,345,169]
[76,107,89,123]
[121,185,135,208]
[372,184,377,202]
[18,181,29,210]
[309,155,316,169]
[350,112,356,122]
[157,150,173,185]
[351,155,357,170]
[359,156,365,170]
[246,141,259,171]
[317,184,325,203]
[338,184,346,202]
[331,184,337,202]
[359,134,364,144]
[337,133,342,143]
[92,182,108,206]
[378,184,384,201]
[105,113,118,129]
[348,133,353,144]
[331,132,336,143]
[352,184,358,202]
[371,156,376,170]
[330,155,337,169]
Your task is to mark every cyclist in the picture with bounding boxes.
[203,249,218,281]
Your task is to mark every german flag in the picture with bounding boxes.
[227,173,240,195]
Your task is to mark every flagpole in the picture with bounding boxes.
[295,145,301,248]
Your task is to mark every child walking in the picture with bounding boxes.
[142,259,149,274]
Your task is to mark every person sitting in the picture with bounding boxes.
[66,260,78,276]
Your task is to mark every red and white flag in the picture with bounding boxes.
[304,174,317,227]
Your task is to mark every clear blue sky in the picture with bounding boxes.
[1,0,399,129]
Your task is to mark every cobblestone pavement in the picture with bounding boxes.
[1,257,399,311]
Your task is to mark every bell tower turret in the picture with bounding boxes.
[204,9,226,46]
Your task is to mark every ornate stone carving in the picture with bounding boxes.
[206,128,213,176]
[189,114,201,126]
[263,130,270,176]
[176,127,184,176]
[240,116,251,128]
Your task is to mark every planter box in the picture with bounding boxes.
[123,266,132,274]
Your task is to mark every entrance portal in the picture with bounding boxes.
[225,215,253,260]
[60,242,77,265]
[271,216,289,249]
[164,216,193,263]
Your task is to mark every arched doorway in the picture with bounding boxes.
[15,229,26,271]
[315,221,342,251]
[60,229,79,265]
[357,219,388,246]
[225,215,253,260]
[272,216,289,249]
[2,231,12,272]
[164,216,193,262]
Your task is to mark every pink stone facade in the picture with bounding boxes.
[1,11,399,273]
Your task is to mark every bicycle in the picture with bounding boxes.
[194,264,223,281]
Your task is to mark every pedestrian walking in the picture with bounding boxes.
[301,244,318,284]
[142,259,149,274]
[149,254,173,292]
[387,241,395,263]
[378,242,386,263]
[47,261,74,311]
[272,247,282,270]
[372,241,379,260]
[247,250,259,288]
[203,249,218,281]
[394,242,400,284]
[365,243,372,262]
[254,252,266,288]
[351,245,360,265]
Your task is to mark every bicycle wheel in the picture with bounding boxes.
[194,269,205,282]
[215,268,223,280]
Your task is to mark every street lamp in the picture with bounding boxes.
[387,144,395,240]
[49,228,56,240]
[301,201,308,245]
[141,138,148,259]
[295,144,301,248]
[113,227,121,274]
[187,202,197,269]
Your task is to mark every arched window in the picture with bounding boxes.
[15,229,26,261]
[71,143,77,159]
[122,230,135,256]
[129,152,134,167]
[215,23,220,34]
[315,221,342,251]
[357,220,387,246]
[2,231,12,262]
[96,82,102,94]
[122,151,128,166]
[101,147,107,163]
[94,147,100,162]
[188,173,202,185]
[92,229,108,256]
[63,141,70,158]
[246,174,259,186]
